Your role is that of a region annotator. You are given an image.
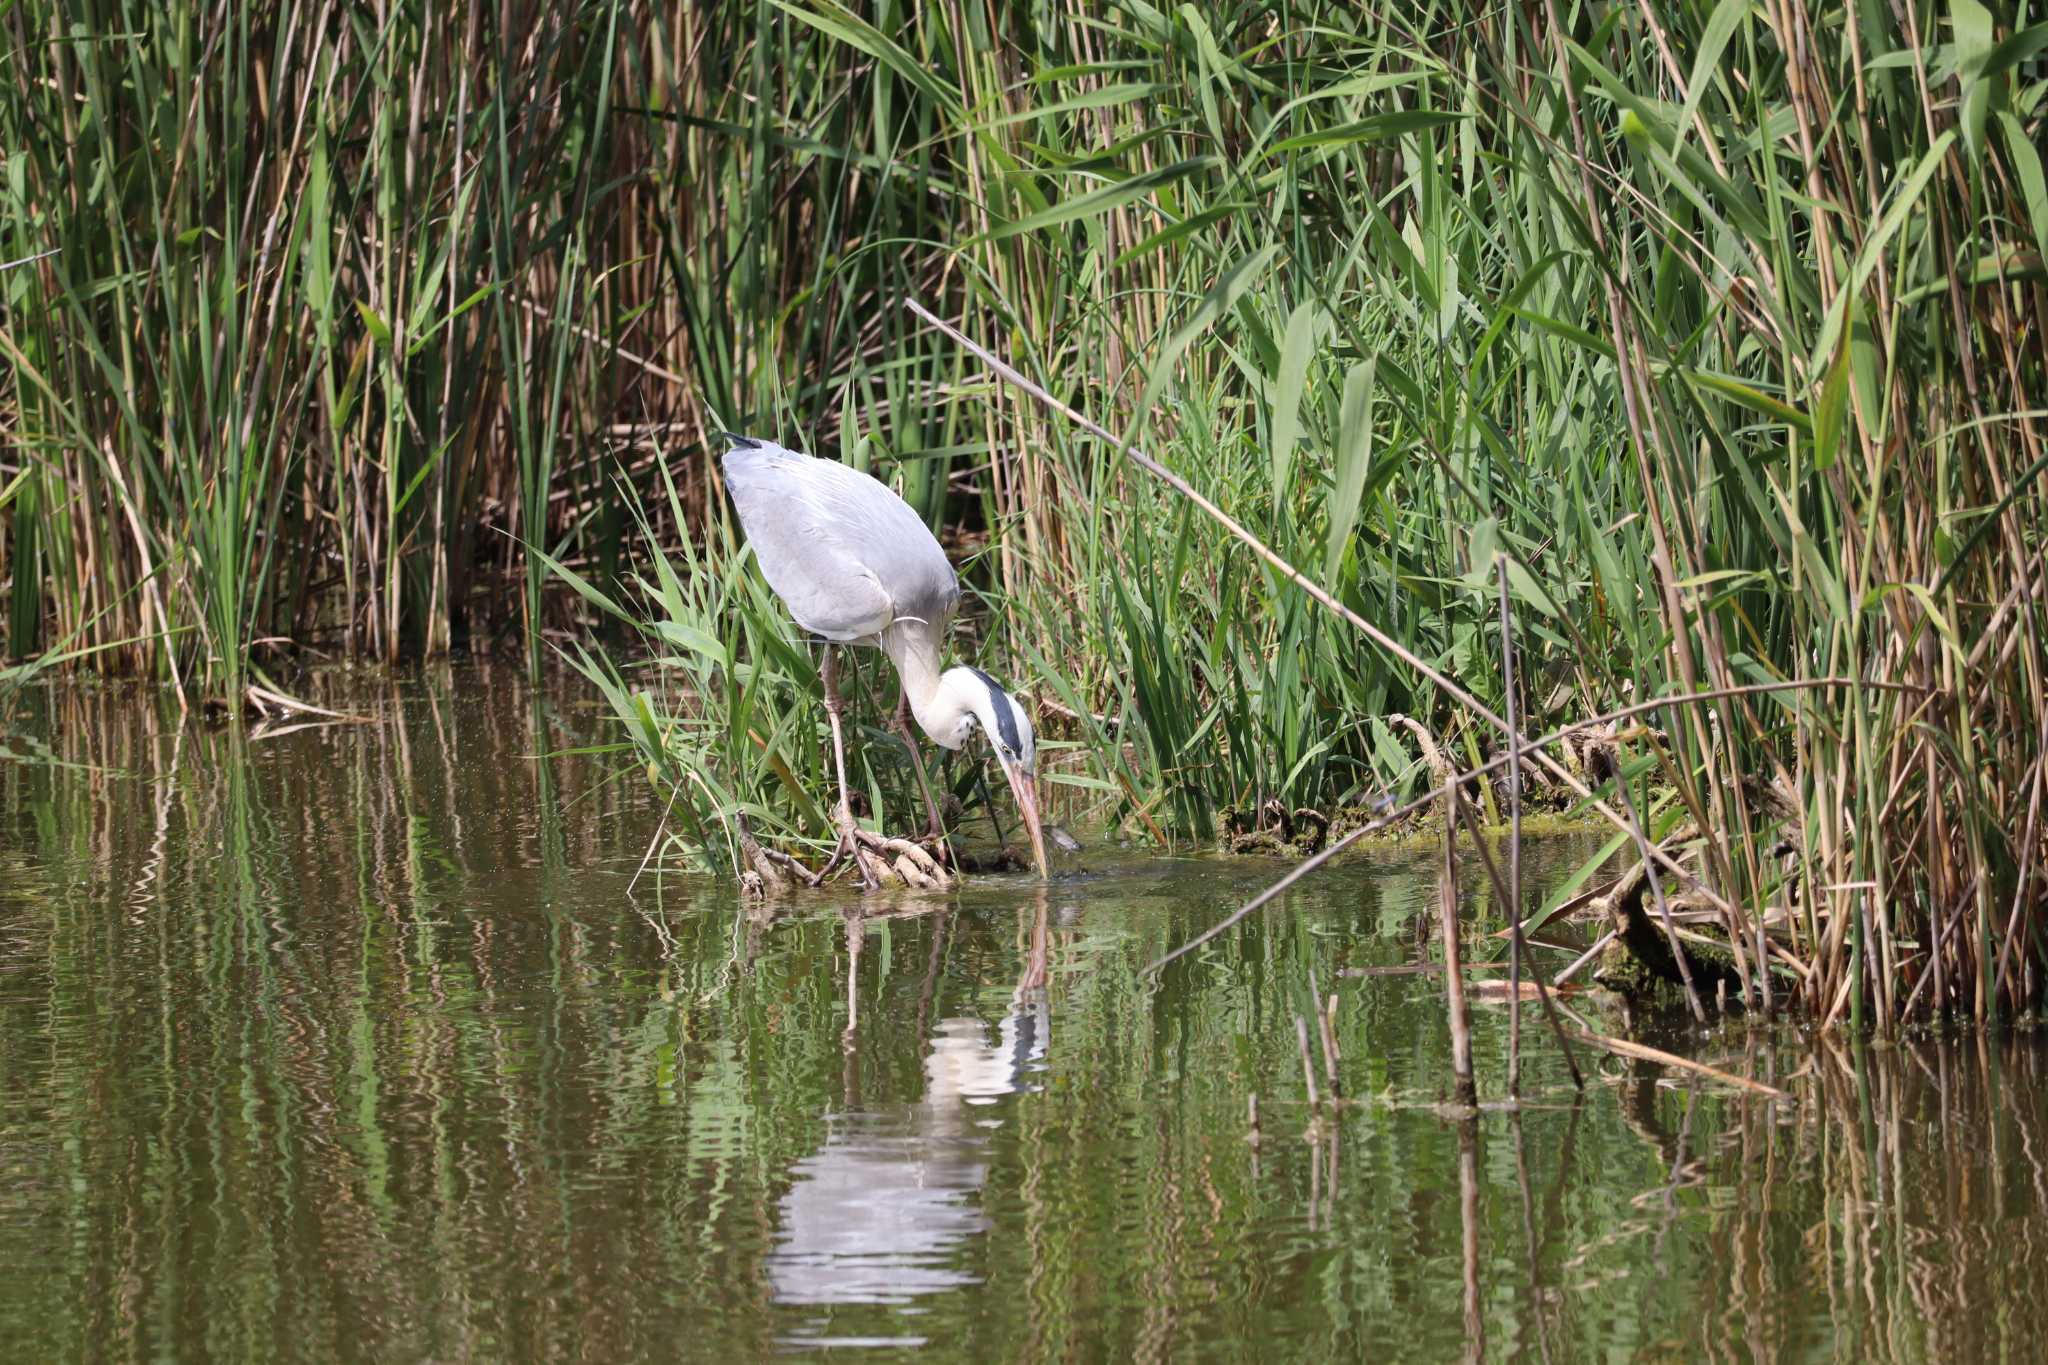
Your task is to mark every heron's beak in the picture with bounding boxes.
[1000,758,1050,879]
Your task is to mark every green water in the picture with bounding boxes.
[1,669,2044,1362]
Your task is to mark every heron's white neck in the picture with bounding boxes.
[882,624,976,749]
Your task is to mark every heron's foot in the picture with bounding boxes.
[873,831,952,890]
[915,826,955,867]
[827,804,953,892]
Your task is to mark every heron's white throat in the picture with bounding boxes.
[885,630,1035,772]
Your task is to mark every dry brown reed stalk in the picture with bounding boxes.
[1517,0,2042,1031]
[1441,790,1477,1109]
[1497,561,1525,1094]
[1294,1014,1321,1111]
[1572,1032,1791,1103]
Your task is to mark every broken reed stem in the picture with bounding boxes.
[1318,994,1341,1096]
[1441,794,1478,1108]
[1573,1030,1791,1101]
[1554,930,1616,987]
[1496,561,1525,1097]
[1295,1015,1321,1109]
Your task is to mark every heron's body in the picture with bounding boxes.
[720,433,1049,881]
[722,440,959,649]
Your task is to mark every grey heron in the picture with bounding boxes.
[721,432,1050,884]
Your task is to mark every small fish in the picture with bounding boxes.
[1046,825,1083,854]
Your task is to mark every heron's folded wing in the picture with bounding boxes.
[725,446,958,641]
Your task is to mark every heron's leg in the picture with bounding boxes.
[821,645,857,824]
[893,690,951,861]
[817,647,891,890]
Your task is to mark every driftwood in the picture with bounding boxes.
[1590,846,1765,1009]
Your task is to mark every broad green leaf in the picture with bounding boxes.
[1110,202,1243,269]
[1268,109,1466,155]
[1467,515,1500,577]
[1682,368,1812,432]
[968,83,1166,132]
[1045,772,1121,792]
[1812,341,1851,470]
[1901,583,1962,655]
[1952,0,1996,158]
[354,299,391,347]
[1508,306,1616,360]
[1268,302,1319,505]
[1324,357,1376,583]
[972,157,1215,244]
[766,0,960,112]
[1503,556,1562,619]
[2001,111,2048,266]
[1983,21,2048,76]
[1811,130,1955,367]
[1677,0,1748,153]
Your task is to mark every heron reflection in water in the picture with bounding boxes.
[767,895,1054,1309]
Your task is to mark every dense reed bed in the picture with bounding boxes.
[5,1,2046,1025]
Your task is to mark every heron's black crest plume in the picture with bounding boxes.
[964,667,1024,756]
[720,432,762,449]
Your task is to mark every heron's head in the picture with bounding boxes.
[936,666,1048,877]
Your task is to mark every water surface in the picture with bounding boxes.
[1,669,2044,1361]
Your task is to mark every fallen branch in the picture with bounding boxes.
[1574,1030,1792,1101]
[244,684,371,723]
[1553,930,1617,987]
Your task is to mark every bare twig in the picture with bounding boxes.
[1442,795,1477,1108]
[1295,1015,1321,1109]
[1553,930,1618,987]
[1575,1030,1793,1101]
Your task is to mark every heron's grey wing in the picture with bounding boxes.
[725,449,892,640]
[724,443,959,642]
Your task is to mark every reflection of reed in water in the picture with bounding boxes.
[1547,1033,2048,1363]
[769,903,1051,1307]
